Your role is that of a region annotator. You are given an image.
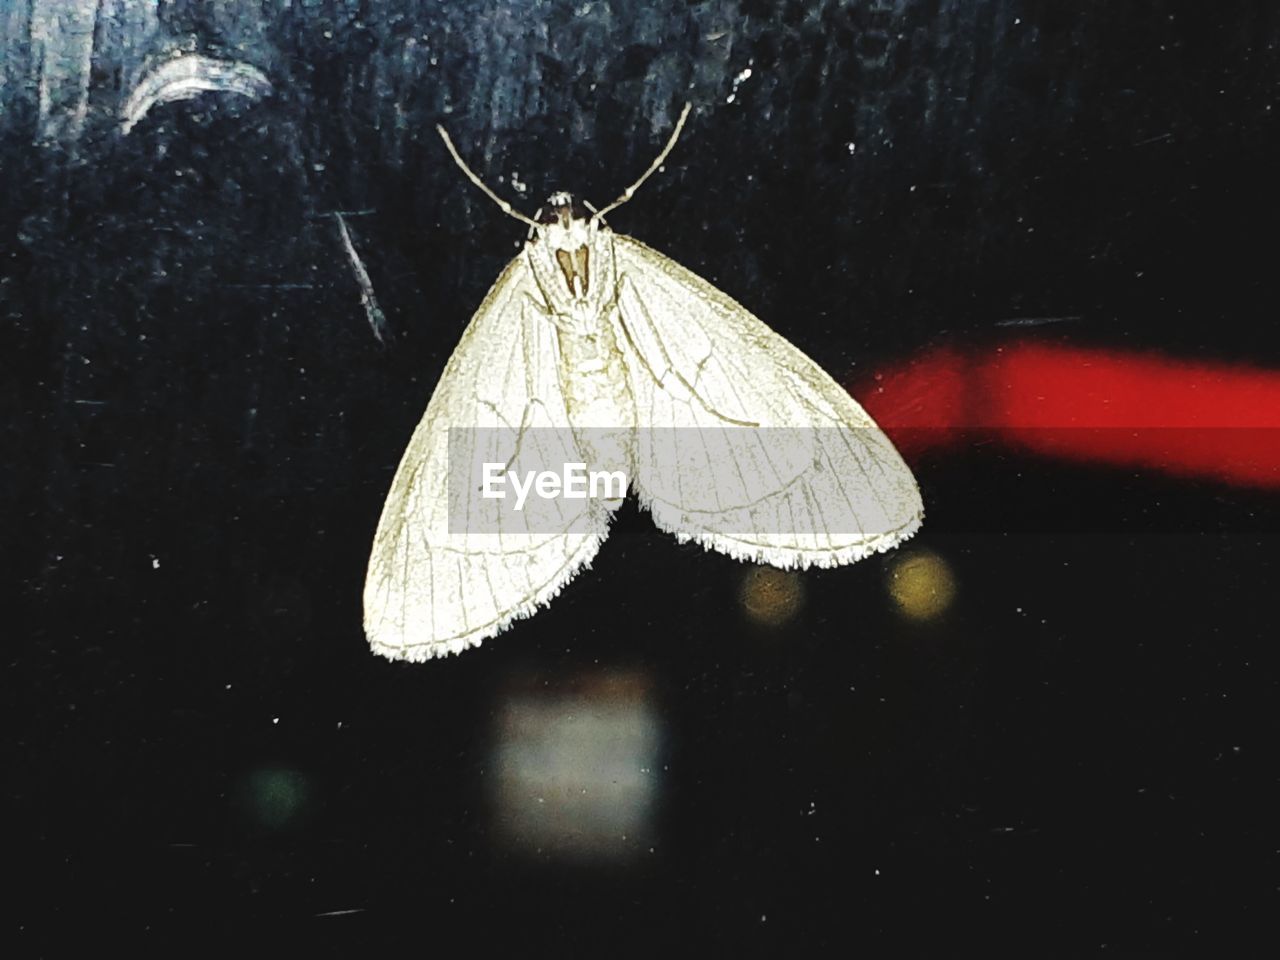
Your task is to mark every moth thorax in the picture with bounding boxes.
[539,193,595,297]
[555,245,591,296]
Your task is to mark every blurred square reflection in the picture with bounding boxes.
[491,670,660,861]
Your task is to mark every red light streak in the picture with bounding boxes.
[856,342,1280,489]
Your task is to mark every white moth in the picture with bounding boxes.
[364,104,923,661]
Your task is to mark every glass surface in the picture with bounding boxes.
[6,0,1277,950]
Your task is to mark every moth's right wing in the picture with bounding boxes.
[611,234,922,570]
[364,254,607,662]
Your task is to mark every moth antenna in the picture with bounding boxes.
[593,102,692,223]
[581,199,606,228]
[436,123,541,229]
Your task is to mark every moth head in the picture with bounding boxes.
[539,192,590,229]
[535,192,597,298]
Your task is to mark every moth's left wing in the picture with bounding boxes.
[364,255,607,661]
[610,233,922,569]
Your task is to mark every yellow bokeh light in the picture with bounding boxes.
[886,550,957,622]
[739,566,805,626]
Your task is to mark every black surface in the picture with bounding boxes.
[5,0,1278,950]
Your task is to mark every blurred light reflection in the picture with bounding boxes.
[739,566,805,626]
[491,670,660,862]
[239,766,311,830]
[886,550,957,622]
[856,340,1280,489]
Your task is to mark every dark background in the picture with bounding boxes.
[4,0,1278,950]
